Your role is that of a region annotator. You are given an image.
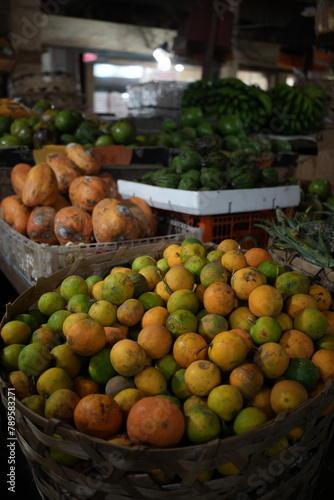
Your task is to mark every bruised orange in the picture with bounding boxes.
[203,282,235,316]
[229,362,264,400]
[137,324,173,360]
[73,394,123,439]
[173,332,208,368]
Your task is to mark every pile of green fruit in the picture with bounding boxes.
[181,78,328,136]
[267,84,328,135]
[0,99,141,150]
[136,135,282,191]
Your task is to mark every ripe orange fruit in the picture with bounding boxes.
[229,328,254,357]
[248,386,275,419]
[134,366,167,396]
[284,293,318,318]
[113,388,146,419]
[110,339,147,377]
[203,282,235,316]
[166,245,183,267]
[127,396,185,447]
[244,247,273,268]
[36,367,73,397]
[141,306,169,328]
[164,264,195,292]
[50,343,82,378]
[1,320,31,345]
[66,317,106,356]
[311,349,334,382]
[207,384,243,421]
[253,342,290,379]
[228,306,257,332]
[278,329,315,359]
[308,284,332,311]
[173,332,208,368]
[44,388,80,424]
[229,362,264,400]
[73,375,100,398]
[138,266,162,291]
[116,298,145,327]
[323,310,334,334]
[184,360,221,396]
[270,380,309,414]
[104,325,128,347]
[88,299,117,326]
[74,394,123,439]
[248,284,283,317]
[275,311,294,332]
[208,330,248,372]
[230,267,267,300]
[221,249,247,273]
[217,238,239,253]
[137,324,173,360]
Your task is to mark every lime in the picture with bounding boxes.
[250,316,282,344]
[15,313,38,333]
[95,134,115,147]
[88,347,116,385]
[284,358,320,390]
[59,133,76,144]
[32,99,52,118]
[67,294,94,314]
[0,115,12,135]
[233,407,268,434]
[181,237,203,247]
[0,134,22,146]
[50,433,79,466]
[217,115,244,136]
[15,124,33,146]
[38,292,66,317]
[40,109,59,123]
[307,178,331,201]
[185,405,221,444]
[55,109,79,133]
[257,260,286,285]
[1,344,26,371]
[111,121,135,145]
[74,121,99,144]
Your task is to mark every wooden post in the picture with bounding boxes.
[202,1,219,81]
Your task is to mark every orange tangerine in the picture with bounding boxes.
[163,243,181,260]
[131,255,156,272]
[275,311,294,332]
[248,386,275,419]
[284,293,318,318]
[217,238,239,253]
[138,266,162,291]
[154,280,172,303]
[253,342,290,379]
[311,349,334,382]
[74,394,123,439]
[91,280,104,301]
[66,317,106,356]
[44,388,80,424]
[50,343,82,378]
[164,265,195,292]
[110,339,147,377]
[270,379,309,414]
[229,362,264,400]
[308,283,332,311]
[221,249,248,273]
[230,267,267,300]
[278,329,315,359]
[133,366,167,396]
[137,324,173,359]
[229,328,254,357]
[228,306,257,332]
[36,367,73,397]
[141,306,169,328]
[184,360,221,397]
[138,291,165,311]
[207,384,243,421]
[116,298,145,327]
[195,283,206,306]
[185,404,221,444]
[179,243,206,263]
[88,299,117,326]
[1,320,31,345]
[166,245,183,267]
[155,353,181,382]
[183,394,207,413]
[73,375,100,398]
[173,332,208,368]
[323,310,334,334]
[248,284,283,317]
[208,330,248,372]
[113,388,146,419]
[104,325,128,347]
[203,282,235,316]
[7,370,30,400]
[171,368,193,400]
[244,247,273,268]
[110,266,133,275]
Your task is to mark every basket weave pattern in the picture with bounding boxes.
[1,254,334,500]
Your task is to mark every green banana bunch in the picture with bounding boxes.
[267,83,328,135]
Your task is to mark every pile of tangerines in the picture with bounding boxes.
[1,237,334,473]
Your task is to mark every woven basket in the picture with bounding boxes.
[1,251,334,500]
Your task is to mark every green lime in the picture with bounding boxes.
[250,316,282,345]
[181,237,203,247]
[307,178,331,201]
[171,368,192,400]
[15,124,33,146]
[217,115,244,136]
[32,99,52,118]
[137,292,164,310]
[21,395,45,417]
[161,119,178,132]
[59,133,76,144]
[55,109,79,133]
[1,344,26,371]
[284,358,320,390]
[111,121,135,145]
[50,434,79,466]
[88,348,116,385]
[0,134,22,146]
[15,313,38,333]
[74,121,99,144]
[181,107,203,127]
[196,122,214,137]
[185,405,221,444]
[95,134,115,147]
[128,272,149,298]
[38,292,66,317]
[47,309,72,332]
[67,294,94,314]
[257,260,286,285]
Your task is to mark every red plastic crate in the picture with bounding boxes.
[152,208,294,249]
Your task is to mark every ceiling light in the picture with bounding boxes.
[175,64,184,72]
